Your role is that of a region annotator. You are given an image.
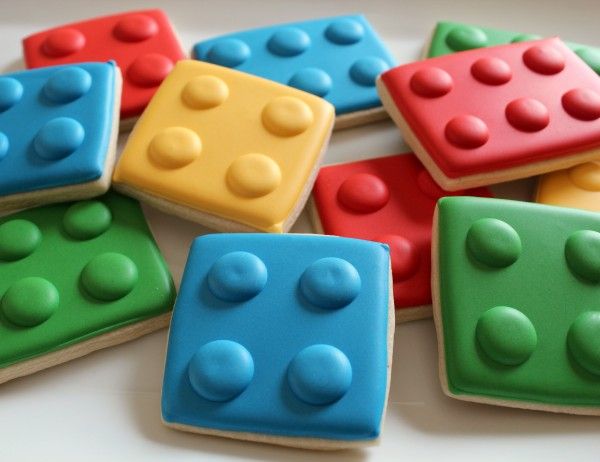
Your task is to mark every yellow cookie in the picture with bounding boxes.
[536,161,600,212]
[113,60,334,233]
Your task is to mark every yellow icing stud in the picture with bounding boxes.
[536,161,600,212]
[182,75,229,109]
[149,127,202,169]
[262,96,314,137]
[113,60,334,232]
[227,153,282,198]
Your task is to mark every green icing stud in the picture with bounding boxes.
[445,25,488,52]
[0,219,42,262]
[568,311,600,375]
[2,277,59,327]
[575,48,600,75]
[467,218,521,268]
[510,33,542,43]
[476,306,537,366]
[81,252,139,301]
[565,230,600,282]
[63,200,112,240]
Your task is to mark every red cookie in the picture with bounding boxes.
[310,153,491,322]
[377,38,600,190]
[22,9,185,130]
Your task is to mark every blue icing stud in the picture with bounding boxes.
[161,233,392,448]
[206,39,251,67]
[267,27,311,57]
[207,251,268,302]
[0,78,23,112]
[288,344,352,405]
[350,56,389,86]
[300,257,361,309]
[188,340,255,402]
[0,62,117,197]
[34,117,85,160]
[43,67,92,104]
[193,15,396,115]
[325,18,365,45]
[288,67,332,97]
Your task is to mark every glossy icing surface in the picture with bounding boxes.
[22,9,185,119]
[536,162,600,212]
[0,192,175,368]
[0,62,116,195]
[312,153,490,309]
[437,196,600,406]
[162,234,390,441]
[193,15,396,115]
[427,21,600,76]
[380,38,600,178]
[113,60,334,233]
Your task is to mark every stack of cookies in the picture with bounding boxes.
[0,10,599,453]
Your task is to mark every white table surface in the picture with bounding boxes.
[2,1,600,460]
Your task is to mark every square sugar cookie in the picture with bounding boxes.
[0,62,120,212]
[113,60,334,233]
[193,15,396,130]
[22,9,186,130]
[433,196,600,415]
[425,20,600,77]
[311,153,491,323]
[536,161,600,212]
[162,234,393,449]
[378,38,600,191]
[0,192,175,384]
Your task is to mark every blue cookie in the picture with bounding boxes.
[162,233,393,449]
[0,62,120,211]
[193,15,396,128]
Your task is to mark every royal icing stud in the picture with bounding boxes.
[536,162,600,212]
[426,21,600,76]
[377,38,600,191]
[22,9,185,129]
[434,196,600,415]
[193,15,395,130]
[311,153,491,323]
[162,234,393,449]
[113,60,334,233]
[0,62,120,212]
[0,192,175,384]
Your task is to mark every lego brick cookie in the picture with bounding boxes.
[162,234,393,449]
[193,15,395,130]
[113,60,334,233]
[23,9,185,130]
[536,162,600,212]
[433,196,600,415]
[425,21,600,76]
[311,153,491,323]
[0,192,175,384]
[0,62,120,212]
[377,38,600,191]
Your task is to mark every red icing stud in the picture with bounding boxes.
[42,28,86,57]
[505,97,549,132]
[444,115,489,149]
[562,88,600,121]
[471,57,512,85]
[127,53,173,87]
[113,14,159,42]
[409,67,453,98]
[375,234,419,280]
[523,45,565,75]
[337,173,390,213]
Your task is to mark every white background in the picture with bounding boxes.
[2,1,600,460]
